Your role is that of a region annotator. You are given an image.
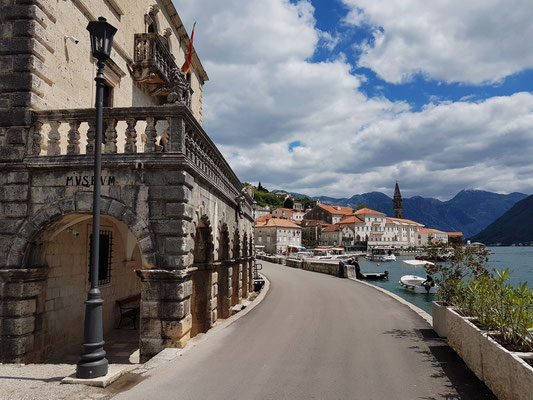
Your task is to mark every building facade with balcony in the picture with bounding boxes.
[0,0,254,364]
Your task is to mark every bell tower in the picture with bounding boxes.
[393,182,403,219]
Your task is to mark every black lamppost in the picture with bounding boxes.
[76,17,117,379]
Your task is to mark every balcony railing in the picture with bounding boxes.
[27,105,244,204]
[131,33,179,101]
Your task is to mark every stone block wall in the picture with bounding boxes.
[0,0,206,126]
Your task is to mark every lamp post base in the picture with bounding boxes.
[76,288,108,379]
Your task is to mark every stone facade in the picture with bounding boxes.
[0,0,254,364]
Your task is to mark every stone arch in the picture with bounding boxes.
[7,193,155,269]
[24,208,148,361]
[190,215,214,337]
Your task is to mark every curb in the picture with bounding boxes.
[132,274,271,375]
[347,277,433,326]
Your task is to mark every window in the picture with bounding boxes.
[103,82,113,107]
[88,230,113,285]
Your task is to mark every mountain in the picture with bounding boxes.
[470,195,533,245]
[274,189,527,237]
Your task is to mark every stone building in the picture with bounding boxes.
[416,228,449,246]
[272,207,305,222]
[0,0,254,364]
[254,215,301,254]
[303,204,354,225]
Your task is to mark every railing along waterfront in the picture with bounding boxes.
[28,105,242,202]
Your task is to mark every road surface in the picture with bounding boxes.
[114,260,495,400]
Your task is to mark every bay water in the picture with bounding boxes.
[359,246,533,315]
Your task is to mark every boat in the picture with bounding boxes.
[399,275,438,294]
[366,246,396,262]
[399,259,438,294]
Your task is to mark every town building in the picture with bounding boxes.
[447,232,464,245]
[0,0,254,365]
[320,219,357,247]
[254,204,271,220]
[303,204,354,225]
[301,219,329,248]
[254,215,302,253]
[416,228,449,246]
[272,207,305,222]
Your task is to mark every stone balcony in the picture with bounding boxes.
[0,104,248,210]
[131,33,178,101]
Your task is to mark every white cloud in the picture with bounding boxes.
[341,0,533,85]
[173,0,533,199]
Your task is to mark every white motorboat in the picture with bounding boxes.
[366,246,396,262]
[399,260,438,294]
[399,275,438,294]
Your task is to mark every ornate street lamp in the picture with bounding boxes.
[76,17,117,379]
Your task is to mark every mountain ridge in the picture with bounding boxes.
[272,189,528,237]
[470,194,533,245]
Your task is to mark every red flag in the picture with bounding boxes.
[181,22,196,75]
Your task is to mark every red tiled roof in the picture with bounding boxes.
[318,204,355,215]
[354,208,386,216]
[322,225,340,232]
[387,217,424,226]
[255,214,281,223]
[256,218,301,229]
[417,228,446,234]
[338,215,364,224]
[447,232,463,236]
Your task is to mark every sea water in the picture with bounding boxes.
[359,247,533,315]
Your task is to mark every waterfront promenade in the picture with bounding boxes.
[115,260,495,400]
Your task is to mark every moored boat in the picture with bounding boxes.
[399,275,438,294]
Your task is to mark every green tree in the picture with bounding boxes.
[283,197,294,209]
[356,204,369,210]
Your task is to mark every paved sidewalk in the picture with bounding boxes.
[0,329,139,400]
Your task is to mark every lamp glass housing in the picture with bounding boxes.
[86,17,117,62]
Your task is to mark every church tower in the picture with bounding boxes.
[393,182,403,219]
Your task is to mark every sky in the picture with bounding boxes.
[172,0,533,200]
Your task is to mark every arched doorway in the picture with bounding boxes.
[190,218,212,337]
[27,214,143,361]
[217,225,230,319]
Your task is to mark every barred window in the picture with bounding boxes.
[88,230,113,285]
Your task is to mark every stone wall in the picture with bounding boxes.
[0,162,255,363]
[0,0,206,124]
[260,256,340,277]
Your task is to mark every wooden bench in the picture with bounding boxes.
[116,294,140,329]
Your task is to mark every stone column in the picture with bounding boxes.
[0,267,48,363]
[136,270,191,363]
[135,170,195,362]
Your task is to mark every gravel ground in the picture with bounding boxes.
[0,363,111,400]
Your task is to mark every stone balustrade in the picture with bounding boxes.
[27,104,245,207]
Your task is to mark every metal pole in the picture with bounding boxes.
[76,60,108,379]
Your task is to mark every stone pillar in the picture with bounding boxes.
[218,261,231,319]
[136,170,195,362]
[242,258,249,300]
[210,268,218,325]
[0,267,48,363]
[136,270,192,363]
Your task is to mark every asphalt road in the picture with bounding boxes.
[114,261,495,400]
